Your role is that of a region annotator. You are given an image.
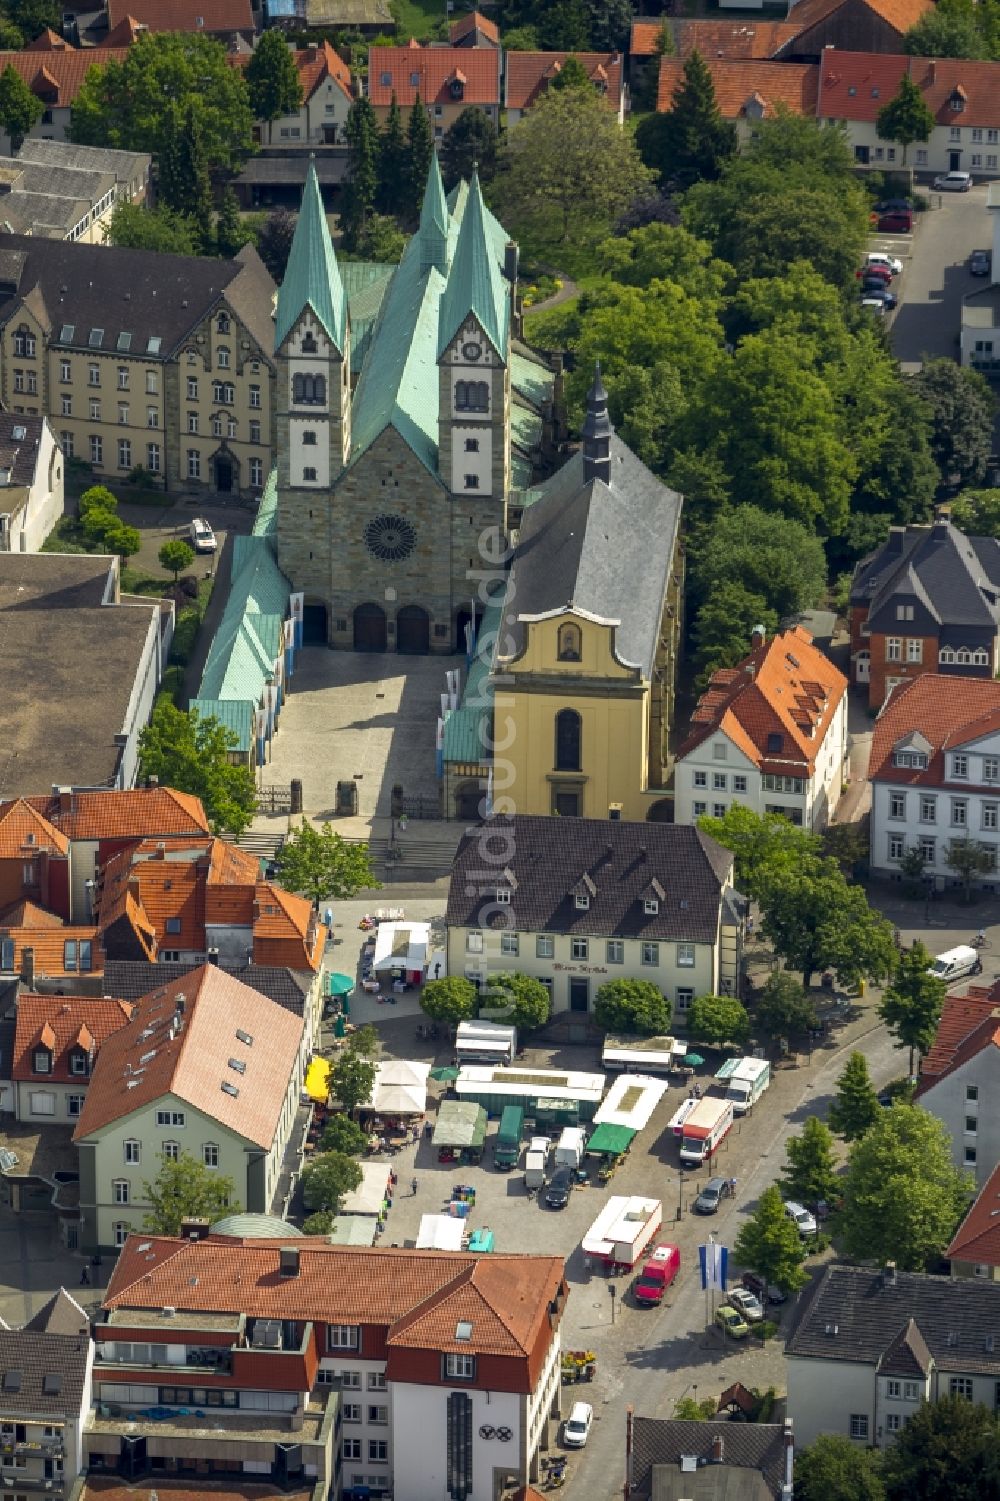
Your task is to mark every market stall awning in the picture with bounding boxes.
[430,1066,460,1082]
[367,1059,431,1116]
[304,1057,331,1103]
[433,1099,487,1149]
[373,920,432,972]
[587,1123,636,1156]
[327,973,355,996]
[416,1213,465,1251]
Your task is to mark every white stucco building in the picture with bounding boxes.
[916,981,1000,1185]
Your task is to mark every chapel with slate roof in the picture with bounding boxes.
[274,158,560,653]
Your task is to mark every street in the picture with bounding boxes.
[891,183,991,372]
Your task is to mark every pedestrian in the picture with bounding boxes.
[80,1266,90,1286]
[976,928,986,947]
[584,1254,592,1275]
[411,1176,418,1196]
[728,1177,737,1199]
[324,907,333,931]
[434,961,442,979]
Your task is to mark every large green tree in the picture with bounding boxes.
[593,978,671,1035]
[734,1184,808,1294]
[795,1435,885,1501]
[329,1046,377,1115]
[216,187,254,258]
[910,359,995,488]
[159,539,196,582]
[301,1151,363,1214]
[754,971,818,1040]
[696,807,819,901]
[246,28,303,124]
[421,975,478,1025]
[376,93,407,211]
[876,73,936,162]
[881,1395,1000,1501]
[482,972,552,1031]
[69,32,253,175]
[274,821,378,906]
[904,6,987,57]
[151,100,215,235]
[839,1104,973,1269]
[686,993,750,1048]
[636,50,736,190]
[689,504,827,620]
[440,106,498,190]
[403,93,434,225]
[340,94,379,250]
[879,941,947,1075]
[827,1051,882,1142]
[104,201,198,255]
[142,1150,238,1234]
[138,701,257,838]
[779,1117,840,1209]
[758,857,898,988]
[256,207,296,282]
[690,584,778,688]
[0,64,43,153]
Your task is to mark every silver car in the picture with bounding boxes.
[727,1287,764,1323]
[784,1200,818,1237]
[933,170,972,191]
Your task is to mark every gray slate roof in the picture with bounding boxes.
[446,816,733,942]
[503,432,682,679]
[0,412,47,496]
[23,1288,89,1338]
[16,138,150,187]
[786,1263,1000,1374]
[632,1417,788,1501]
[103,960,312,1017]
[850,517,1000,635]
[0,1313,89,1417]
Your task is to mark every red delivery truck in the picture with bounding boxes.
[679,1097,734,1167]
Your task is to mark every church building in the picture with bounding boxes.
[274,157,558,653]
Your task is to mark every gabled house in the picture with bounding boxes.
[0,1288,93,1501]
[629,1415,794,1500]
[366,44,501,135]
[505,51,626,125]
[674,626,848,832]
[915,979,1000,1184]
[0,898,103,990]
[656,56,819,135]
[449,10,499,47]
[229,40,354,147]
[105,0,255,44]
[775,0,932,58]
[0,411,62,553]
[12,992,132,1126]
[868,674,1000,888]
[947,1159,1000,1279]
[0,47,130,154]
[849,511,1000,706]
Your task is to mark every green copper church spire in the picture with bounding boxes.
[274,161,347,355]
[437,168,509,359]
[419,151,449,273]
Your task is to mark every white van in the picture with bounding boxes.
[927,945,982,982]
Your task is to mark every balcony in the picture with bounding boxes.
[94,1349,233,1376]
[0,1475,65,1493]
[0,1440,65,1458]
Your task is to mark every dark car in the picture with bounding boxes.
[878,210,913,233]
[742,1270,787,1306]
[861,286,898,310]
[971,250,991,276]
[693,1176,728,1215]
[544,1166,574,1209]
[857,263,893,283]
[875,197,913,212]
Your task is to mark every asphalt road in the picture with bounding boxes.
[891,184,992,372]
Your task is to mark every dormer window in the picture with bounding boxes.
[950,90,966,112]
[953,754,969,779]
[496,887,511,905]
[69,1050,89,1076]
[644,898,659,915]
[33,1048,51,1075]
[894,750,928,769]
[575,893,590,910]
[216,313,230,334]
[558,623,581,662]
[767,733,784,754]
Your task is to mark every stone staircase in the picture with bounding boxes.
[374,820,469,882]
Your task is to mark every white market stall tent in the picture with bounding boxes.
[367,1059,431,1116]
[340,1161,394,1218]
[416,1213,465,1251]
[373,921,432,976]
[592,1073,669,1133]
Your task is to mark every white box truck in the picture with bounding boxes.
[679,1097,734,1167]
[524,1148,547,1190]
[554,1125,587,1168]
[721,1058,771,1115]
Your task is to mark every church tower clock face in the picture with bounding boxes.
[462,341,483,361]
[364,513,417,562]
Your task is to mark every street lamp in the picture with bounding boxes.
[676,1173,684,1222]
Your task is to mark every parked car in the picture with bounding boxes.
[970,250,991,276]
[544,1166,574,1210]
[632,1243,681,1305]
[564,1402,593,1448]
[878,210,913,232]
[861,297,889,316]
[875,197,912,212]
[189,517,217,553]
[727,1287,764,1323]
[784,1200,818,1237]
[933,170,972,191]
[861,287,898,310]
[693,1176,728,1215]
[715,1305,750,1340]
[866,251,903,275]
[857,262,893,283]
[742,1270,787,1305]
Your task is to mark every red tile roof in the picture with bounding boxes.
[678,627,847,773]
[13,994,132,1082]
[0,47,130,106]
[630,20,668,56]
[74,966,304,1148]
[658,55,819,116]
[672,19,802,59]
[0,900,64,928]
[0,799,69,858]
[504,51,623,111]
[103,14,145,45]
[104,1234,566,1367]
[107,0,253,33]
[25,27,73,49]
[869,675,1000,788]
[9,787,210,843]
[817,52,1000,128]
[83,1483,315,1501]
[947,1160,1000,1266]
[916,981,1000,1096]
[228,39,352,104]
[367,44,500,107]
[1,925,104,979]
[788,0,931,40]
[449,9,499,44]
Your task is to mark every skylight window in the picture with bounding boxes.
[117,332,132,351]
[59,324,74,343]
[236,1029,253,1046]
[221,1081,239,1098]
[88,328,104,347]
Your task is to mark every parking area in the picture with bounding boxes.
[889,182,992,369]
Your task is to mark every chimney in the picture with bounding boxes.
[781,1419,794,1501]
[750,624,767,650]
[931,509,949,542]
[55,786,74,815]
[503,240,518,283]
[180,1217,210,1241]
[154,842,167,859]
[280,1246,301,1278]
[581,361,612,486]
[208,947,220,966]
[21,946,34,989]
[306,42,318,59]
[884,525,906,555]
[710,1434,724,1463]
[146,774,159,788]
[175,995,186,1016]
[883,1260,897,1286]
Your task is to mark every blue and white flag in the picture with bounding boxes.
[699,1240,728,1292]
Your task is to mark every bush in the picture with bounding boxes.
[757,1320,779,1342]
[170,606,201,667]
[594,978,671,1035]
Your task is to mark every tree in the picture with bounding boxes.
[593,978,671,1036]
[904,7,986,57]
[733,1184,808,1294]
[945,834,995,902]
[403,93,434,226]
[8,0,61,34]
[493,86,651,248]
[876,74,936,162]
[501,26,539,50]
[551,54,593,91]
[779,1117,840,1209]
[348,1023,380,1059]
[839,1104,973,1269]
[376,93,406,211]
[690,584,778,688]
[70,32,253,176]
[256,207,296,282]
[754,971,819,1039]
[673,1396,718,1421]
[79,484,119,538]
[320,1114,365,1155]
[950,487,1000,537]
[0,64,43,153]
[794,1434,885,1501]
[636,51,736,191]
[142,1150,238,1234]
[420,975,478,1025]
[757,857,897,988]
[689,506,827,620]
[329,1048,376,1114]
[301,1151,363,1214]
[686,993,750,1048]
[910,359,994,487]
[216,187,253,258]
[0,20,23,50]
[340,94,379,249]
[246,28,302,124]
[482,972,552,1031]
[159,539,196,582]
[537,0,589,49]
[274,820,378,906]
[880,941,947,1074]
[696,807,819,901]
[353,212,407,262]
[821,822,869,879]
[440,106,498,190]
[138,700,257,838]
[583,0,634,50]
[828,1051,882,1142]
[302,1210,336,1235]
[159,101,214,242]
[104,200,198,255]
[104,521,142,568]
[880,1395,1000,1501]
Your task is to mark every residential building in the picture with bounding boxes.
[446,815,744,1021]
[947,1160,1000,1278]
[656,56,819,135]
[0,904,104,990]
[674,626,848,832]
[104,958,324,1033]
[73,965,308,1251]
[849,511,1000,705]
[449,10,499,47]
[816,52,1000,174]
[105,0,256,44]
[230,41,354,147]
[961,282,1000,372]
[629,1415,794,1500]
[366,45,501,134]
[774,0,932,55]
[0,411,62,553]
[504,52,626,126]
[0,554,166,798]
[868,673,1000,887]
[0,1287,93,1500]
[786,1261,1000,1448]
[650,19,801,58]
[0,233,276,499]
[915,980,1000,1184]
[16,139,151,211]
[454,368,682,822]
[0,49,130,156]
[0,152,120,243]
[12,992,132,1126]
[274,159,557,654]
[88,1231,567,1499]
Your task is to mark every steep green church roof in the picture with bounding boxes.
[274,161,347,355]
[419,152,449,274]
[437,171,509,359]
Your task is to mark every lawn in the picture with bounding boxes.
[389,0,447,40]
